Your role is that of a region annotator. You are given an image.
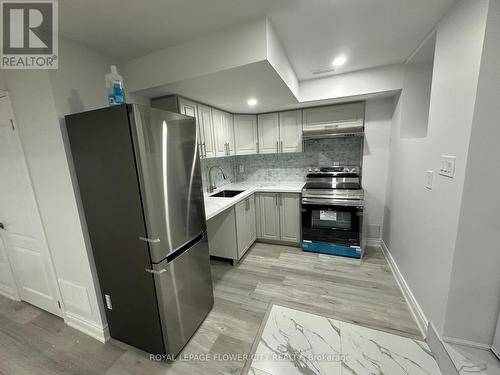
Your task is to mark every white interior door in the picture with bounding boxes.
[0,231,18,299]
[0,92,62,317]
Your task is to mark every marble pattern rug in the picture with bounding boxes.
[244,304,442,375]
[444,344,500,375]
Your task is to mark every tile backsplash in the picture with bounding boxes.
[200,137,363,191]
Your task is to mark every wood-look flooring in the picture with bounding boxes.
[0,243,420,374]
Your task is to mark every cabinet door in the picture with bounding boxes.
[212,108,227,157]
[258,113,279,154]
[207,208,237,261]
[224,112,235,155]
[234,115,258,155]
[302,102,365,131]
[178,98,202,145]
[247,195,257,247]
[258,193,280,241]
[197,104,216,158]
[279,110,303,153]
[279,193,301,243]
[235,200,248,258]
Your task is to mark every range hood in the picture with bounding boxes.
[302,123,364,139]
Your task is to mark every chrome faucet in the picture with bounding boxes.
[207,165,227,193]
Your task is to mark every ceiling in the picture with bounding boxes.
[60,0,454,81]
[136,61,298,114]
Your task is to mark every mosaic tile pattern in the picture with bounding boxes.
[200,137,362,190]
[200,156,235,191]
[235,137,362,183]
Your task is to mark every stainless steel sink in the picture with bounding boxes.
[210,190,244,198]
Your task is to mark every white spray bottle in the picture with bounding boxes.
[105,65,126,105]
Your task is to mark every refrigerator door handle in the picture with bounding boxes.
[145,268,167,275]
[145,232,205,274]
[139,236,161,243]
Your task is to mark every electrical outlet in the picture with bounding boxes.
[239,165,244,173]
[439,155,456,178]
[425,170,434,190]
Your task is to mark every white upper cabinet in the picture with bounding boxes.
[257,110,302,154]
[212,108,227,157]
[197,104,216,158]
[224,112,235,155]
[212,109,235,157]
[178,97,198,118]
[234,114,258,155]
[279,110,302,153]
[258,113,280,154]
[177,97,206,158]
[302,102,365,132]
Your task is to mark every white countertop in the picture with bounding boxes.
[204,182,304,220]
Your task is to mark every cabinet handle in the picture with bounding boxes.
[198,143,203,158]
[280,140,283,153]
[256,141,259,153]
[275,195,277,206]
[227,142,230,156]
[276,141,279,153]
[202,143,207,158]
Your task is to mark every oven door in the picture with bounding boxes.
[301,201,362,247]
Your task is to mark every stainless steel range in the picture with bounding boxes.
[301,166,366,259]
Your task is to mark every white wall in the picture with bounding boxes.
[443,0,500,345]
[125,18,268,93]
[266,19,299,100]
[383,0,489,335]
[362,98,393,241]
[299,64,405,103]
[399,64,433,139]
[1,37,122,340]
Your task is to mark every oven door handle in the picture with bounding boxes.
[301,198,364,207]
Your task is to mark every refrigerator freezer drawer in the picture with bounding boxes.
[152,231,214,357]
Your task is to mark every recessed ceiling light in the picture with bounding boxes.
[247,98,258,106]
[332,55,347,67]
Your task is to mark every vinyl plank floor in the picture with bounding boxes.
[0,244,420,374]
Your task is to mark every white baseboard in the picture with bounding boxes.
[492,345,499,360]
[380,240,428,338]
[442,335,492,350]
[0,288,20,301]
[64,312,110,343]
[367,238,381,247]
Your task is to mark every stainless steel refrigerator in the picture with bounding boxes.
[65,104,213,357]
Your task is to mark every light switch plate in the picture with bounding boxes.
[239,165,244,173]
[439,155,456,178]
[426,170,434,190]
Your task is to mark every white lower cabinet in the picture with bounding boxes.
[207,194,256,264]
[257,193,280,240]
[206,207,237,261]
[279,193,301,243]
[235,195,256,259]
[257,192,301,244]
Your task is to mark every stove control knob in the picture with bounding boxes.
[343,168,349,172]
[351,168,357,173]
[314,168,320,172]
